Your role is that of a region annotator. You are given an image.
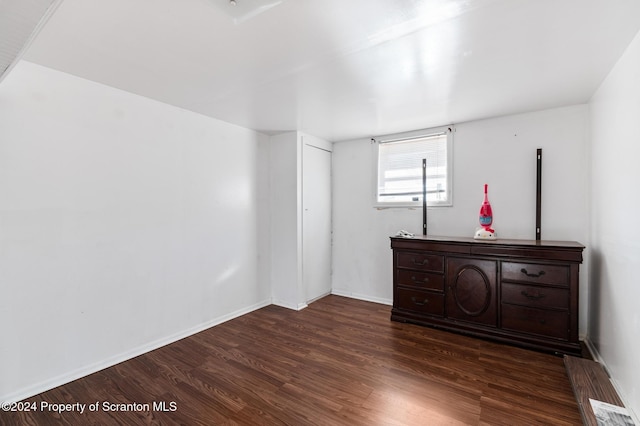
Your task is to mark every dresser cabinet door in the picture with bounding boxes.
[446,257,498,327]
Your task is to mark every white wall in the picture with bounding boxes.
[269,132,304,310]
[268,132,333,310]
[0,61,271,402]
[589,29,640,421]
[332,105,590,331]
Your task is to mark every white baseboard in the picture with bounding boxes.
[2,298,272,404]
[307,291,332,305]
[582,336,601,363]
[331,289,393,306]
[271,298,308,311]
[582,336,640,425]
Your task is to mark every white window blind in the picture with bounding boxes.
[375,130,452,206]
[0,0,62,84]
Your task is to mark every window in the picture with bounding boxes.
[374,127,453,207]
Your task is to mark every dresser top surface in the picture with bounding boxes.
[390,235,584,250]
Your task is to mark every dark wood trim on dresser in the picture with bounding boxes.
[390,235,585,356]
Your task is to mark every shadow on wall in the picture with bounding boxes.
[588,248,603,346]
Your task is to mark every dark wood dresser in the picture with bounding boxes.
[390,235,584,356]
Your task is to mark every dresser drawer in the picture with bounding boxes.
[396,251,444,272]
[502,283,569,310]
[502,262,569,286]
[501,304,569,340]
[395,288,444,316]
[396,270,444,292]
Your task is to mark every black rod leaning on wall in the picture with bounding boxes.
[536,148,542,241]
[422,158,427,235]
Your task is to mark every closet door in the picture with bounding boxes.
[302,141,332,303]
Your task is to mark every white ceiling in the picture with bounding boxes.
[22,0,640,141]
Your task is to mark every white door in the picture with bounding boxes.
[302,142,332,303]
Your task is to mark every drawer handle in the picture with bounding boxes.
[411,276,430,284]
[521,290,546,300]
[411,296,429,306]
[520,315,546,325]
[520,268,546,278]
[411,258,429,266]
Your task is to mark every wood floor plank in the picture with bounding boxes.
[1,295,582,425]
[564,355,626,426]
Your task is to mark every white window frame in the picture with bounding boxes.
[372,126,453,208]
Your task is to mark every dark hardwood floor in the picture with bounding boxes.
[1,295,582,425]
